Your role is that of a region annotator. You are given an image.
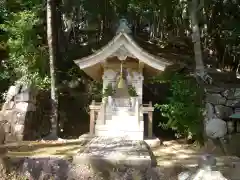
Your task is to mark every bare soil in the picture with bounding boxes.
[0,139,239,180]
[152,139,240,179]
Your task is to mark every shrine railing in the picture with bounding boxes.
[89,100,101,135]
[141,102,154,138]
[89,99,154,138]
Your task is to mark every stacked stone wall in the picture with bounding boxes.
[204,85,240,156]
[205,86,240,129]
[0,85,51,143]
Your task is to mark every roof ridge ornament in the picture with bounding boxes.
[116,18,132,35]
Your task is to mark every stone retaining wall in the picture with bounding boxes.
[204,85,240,156]
[0,85,51,143]
[205,86,240,129]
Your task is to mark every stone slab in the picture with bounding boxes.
[144,136,161,148]
[73,136,154,170]
[78,133,95,140]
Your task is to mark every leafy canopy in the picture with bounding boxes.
[0,9,50,89]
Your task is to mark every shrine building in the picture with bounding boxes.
[74,19,171,140]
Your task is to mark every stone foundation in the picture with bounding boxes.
[0,85,36,143]
[73,136,155,170]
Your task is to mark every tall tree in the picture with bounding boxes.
[190,0,205,78]
[189,0,207,144]
[47,0,58,139]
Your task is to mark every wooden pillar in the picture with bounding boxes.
[148,101,153,138]
[89,100,96,135]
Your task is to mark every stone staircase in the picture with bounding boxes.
[95,102,144,140]
[92,96,146,140]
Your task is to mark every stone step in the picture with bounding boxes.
[105,120,144,131]
[96,121,144,131]
[111,115,139,123]
[111,115,137,120]
[106,117,141,127]
[95,124,144,131]
[110,111,136,116]
[94,130,144,140]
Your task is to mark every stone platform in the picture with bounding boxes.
[73,136,156,170]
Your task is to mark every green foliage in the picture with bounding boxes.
[128,85,138,97]
[103,84,115,97]
[88,81,103,102]
[153,72,204,140]
[0,10,50,89]
[0,0,239,140]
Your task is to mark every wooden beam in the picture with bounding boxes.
[138,61,144,73]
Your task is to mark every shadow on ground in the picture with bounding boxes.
[0,140,161,180]
[0,138,240,179]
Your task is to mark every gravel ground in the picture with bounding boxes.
[19,157,165,180]
[2,156,239,180]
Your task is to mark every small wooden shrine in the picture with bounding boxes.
[74,19,171,140]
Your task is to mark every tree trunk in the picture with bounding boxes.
[190,0,205,76]
[190,0,207,145]
[47,0,58,139]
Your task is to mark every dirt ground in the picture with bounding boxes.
[152,139,240,179]
[0,138,240,179]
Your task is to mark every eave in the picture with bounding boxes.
[74,32,172,72]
